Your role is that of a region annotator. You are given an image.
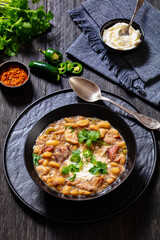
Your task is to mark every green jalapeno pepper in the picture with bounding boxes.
[57,62,67,75]
[72,62,83,75]
[65,60,73,72]
[28,61,60,81]
[39,48,63,65]
[70,154,81,163]
[83,149,92,158]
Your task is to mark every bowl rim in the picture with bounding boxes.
[0,60,30,89]
[24,102,137,202]
[99,18,144,52]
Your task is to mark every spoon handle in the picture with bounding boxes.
[129,0,145,28]
[101,96,160,130]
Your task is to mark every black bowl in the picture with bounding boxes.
[0,60,30,93]
[24,103,137,201]
[100,18,144,52]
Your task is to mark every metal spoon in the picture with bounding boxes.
[69,76,160,130]
[119,0,144,36]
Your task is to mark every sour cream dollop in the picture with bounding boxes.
[102,22,141,50]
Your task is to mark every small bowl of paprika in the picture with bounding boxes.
[0,60,30,93]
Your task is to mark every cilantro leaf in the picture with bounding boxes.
[76,160,83,169]
[88,131,100,142]
[32,0,41,3]
[90,155,97,165]
[69,164,79,173]
[0,0,53,56]
[78,128,88,143]
[0,36,5,50]
[86,139,92,148]
[72,149,80,155]
[89,161,107,175]
[10,0,29,9]
[78,129,101,147]
[61,166,70,175]
[101,168,108,174]
[61,149,83,181]
[33,153,41,166]
[69,174,76,182]
[89,166,101,175]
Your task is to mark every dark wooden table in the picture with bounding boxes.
[0,1,160,239]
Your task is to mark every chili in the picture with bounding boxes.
[83,149,92,158]
[28,61,60,81]
[39,48,63,65]
[65,60,73,72]
[72,62,83,75]
[70,154,81,163]
[0,64,28,87]
[57,62,67,75]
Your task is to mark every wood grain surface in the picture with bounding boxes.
[0,0,160,240]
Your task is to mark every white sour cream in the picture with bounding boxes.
[75,162,94,181]
[102,22,141,50]
[65,148,109,181]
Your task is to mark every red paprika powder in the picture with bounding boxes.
[0,64,28,87]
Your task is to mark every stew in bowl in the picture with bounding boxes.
[24,103,136,200]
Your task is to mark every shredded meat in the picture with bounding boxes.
[77,181,97,192]
[97,145,109,156]
[103,136,115,144]
[36,165,49,177]
[92,176,105,188]
[65,130,78,144]
[40,146,54,154]
[108,145,119,159]
[53,144,70,163]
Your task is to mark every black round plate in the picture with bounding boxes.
[3,89,157,222]
[24,103,136,201]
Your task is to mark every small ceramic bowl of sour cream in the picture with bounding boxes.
[100,18,144,52]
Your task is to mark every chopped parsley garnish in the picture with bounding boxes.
[78,129,100,147]
[61,166,70,175]
[89,161,107,175]
[69,174,76,182]
[33,153,41,166]
[76,160,83,169]
[90,155,97,165]
[78,128,107,147]
[78,128,89,142]
[89,166,100,175]
[69,164,79,173]
[61,150,83,180]
[72,149,80,155]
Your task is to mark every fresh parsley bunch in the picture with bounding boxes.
[0,0,53,56]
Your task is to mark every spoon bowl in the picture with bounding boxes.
[69,75,101,102]
[69,76,160,130]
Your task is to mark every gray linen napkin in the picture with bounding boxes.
[66,0,160,106]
